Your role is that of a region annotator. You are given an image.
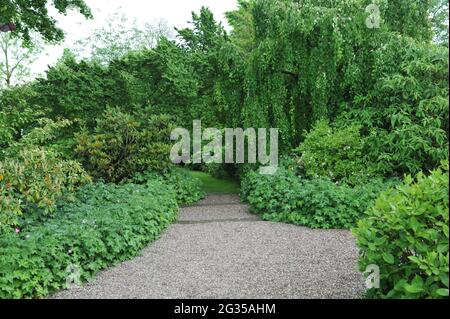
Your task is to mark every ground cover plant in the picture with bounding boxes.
[132,168,206,204]
[242,168,399,229]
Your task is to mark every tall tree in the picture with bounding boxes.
[430,0,449,46]
[176,7,232,127]
[0,33,44,87]
[1,0,92,44]
[225,0,256,58]
[176,7,228,52]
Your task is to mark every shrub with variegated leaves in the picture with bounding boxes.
[0,147,91,232]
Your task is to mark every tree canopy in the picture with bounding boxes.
[0,0,92,44]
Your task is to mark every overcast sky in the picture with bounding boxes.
[34,0,238,76]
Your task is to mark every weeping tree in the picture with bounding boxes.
[227,0,447,152]
[237,0,376,148]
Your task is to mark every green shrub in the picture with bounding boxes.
[0,148,91,232]
[353,164,449,299]
[0,85,44,156]
[337,37,449,177]
[76,108,174,183]
[3,118,73,159]
[0,181,179,299]
[295,120,370,185]
[242,168,396,229]
[132,167,205,205]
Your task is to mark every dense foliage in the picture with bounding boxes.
[0,181,178,299]
[0,86,42,152]
[337,36,449,177]
[242,168,397,229]
[132,168,205,205]
[32,53,132,125]
[0,112,91,233]
[353,164,449,299]
[295,121,368,185]
[1,0,448,300]
[0,147,90,232]
[75,108,174,183]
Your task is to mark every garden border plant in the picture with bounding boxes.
[0,181,179,299]
[241,167,398,230]
[353,163,449,299]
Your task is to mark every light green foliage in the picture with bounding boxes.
[235,0,448,153]
[132,168,205,205]
[241,168,396,229]
[240,0,372,148]
[4,118,73,158]
[296,121,368,185]
[0,115,91,232]
[225,0,256,58]
[0,85,43,154]
[0,148,91,232]
[0,182,178,298]
[188,170,240,194]
[381,0,434,41]
[353,164,449,299]
[75,107,174,183]
[338,36,449,176]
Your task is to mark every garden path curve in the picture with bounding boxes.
[53,194,366,299]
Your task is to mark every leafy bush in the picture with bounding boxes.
[295,121,370,185]
[241,168,396,229]
[0,85,43,155]
[353,164,449,299]
[0,147,91,232]
[337,37,449,177]
[76,107,174,183]
[3,118,73,158]
[132,167,205,205]
[0,181,179,299]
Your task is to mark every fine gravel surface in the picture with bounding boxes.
[52,195,366,299]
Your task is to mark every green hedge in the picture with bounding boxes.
[241,168,397,229]
[353,165,449,299]
[0,181,178,299]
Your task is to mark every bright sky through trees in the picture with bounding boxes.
[33,0,237,76]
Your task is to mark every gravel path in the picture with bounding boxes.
[52,195,365,299]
